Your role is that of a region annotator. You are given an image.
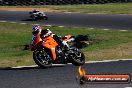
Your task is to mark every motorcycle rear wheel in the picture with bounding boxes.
[44,16,48,20]
[33,49,52,68]
[70,48,85,66]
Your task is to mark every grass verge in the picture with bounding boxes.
[1,3,132,14]
[0,22,132,67]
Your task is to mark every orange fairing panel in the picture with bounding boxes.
[31,34,42,51]
[42,36,58,61]
[33,34,42,47]
[50,48,56,61]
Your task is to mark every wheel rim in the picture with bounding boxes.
[73,51,84,63]
[35,50,51,65]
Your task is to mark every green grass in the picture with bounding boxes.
[0,23,34,67]
[44,3,132,14]
[0,22,132,67]
[1,3,132,14]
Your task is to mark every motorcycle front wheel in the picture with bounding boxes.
[33,49,52,68]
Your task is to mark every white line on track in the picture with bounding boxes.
[10,22,17,23]
[124,87,132,88]
[58,26,64,27]
[85,59,132,63]
[120,30,128,32]
[12,65,38,68]
[0,21,130,32]
[0,21,7,22]
[12,59,132,68]
[103,29,110,30]
[89,28,94,29]
[12,64,66,68]
[20,23,27,25]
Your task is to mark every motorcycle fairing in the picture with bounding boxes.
[42,36,58,61]
[32,34,42,51]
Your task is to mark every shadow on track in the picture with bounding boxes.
[21,18,37,21]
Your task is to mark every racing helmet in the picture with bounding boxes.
[33,9,36,11]
[41,29,50,34]
[33,9,39,13]
[32,25,42,36]
[40,29,52,38]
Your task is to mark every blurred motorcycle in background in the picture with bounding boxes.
[29,10,48,20]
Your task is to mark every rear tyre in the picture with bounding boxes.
[70,48,85,66]
[44,16,48,20]
[33,49,52,68]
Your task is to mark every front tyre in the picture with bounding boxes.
[70,48,85,66]
[33,49,52,68]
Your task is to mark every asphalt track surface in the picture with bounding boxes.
[0,11,132,88]
[0,60,132,88]
[0,11,132,30]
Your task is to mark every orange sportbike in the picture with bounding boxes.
[31,33,85,68]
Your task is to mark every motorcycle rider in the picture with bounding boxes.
[31,25,42,48]
[40,28,70,49]
[32,9,46,17]
[33,9,40,13]
[31,25,71,50]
